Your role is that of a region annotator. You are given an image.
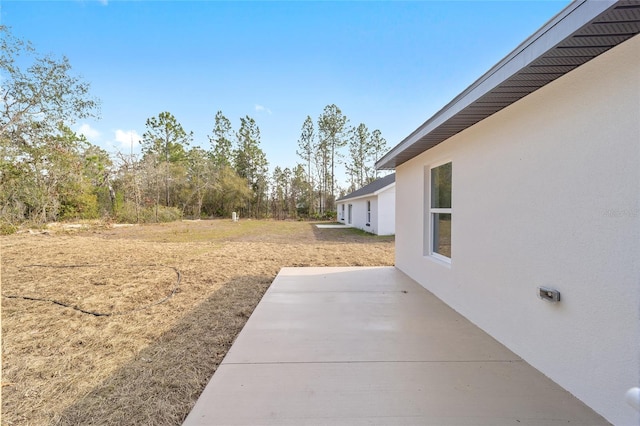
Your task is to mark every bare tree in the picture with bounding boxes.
[317,104,348,212]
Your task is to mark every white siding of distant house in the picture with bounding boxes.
[377,186,395,236]
[394,35,639,425]
[336,201,352,224]
[351,198,368,231]
[336,184,395,236]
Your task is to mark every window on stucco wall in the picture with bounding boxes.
[366,200,371,224]
[429,162,452,261]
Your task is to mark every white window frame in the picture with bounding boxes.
[428,161,452,264]
[348,204,353,224]
[341,204,345,221]
[366,200,371,224]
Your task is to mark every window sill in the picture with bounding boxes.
[427,253,452,268]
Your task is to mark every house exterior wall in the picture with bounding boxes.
[377,186,395,236]
[336,186,395,235]
[359,199,369,231]
[336,201,351,224]
[337,198,371,233]
[338,203,346,223]
[394,35,639,425]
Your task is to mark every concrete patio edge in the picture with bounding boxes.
[183,267,607,425]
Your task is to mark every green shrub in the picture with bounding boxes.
[0,221,18,235]
[323,210,337,221]
[113,201,140,224]
[113,200,183,224]
[59,191,99,221]
[151,206,183,223]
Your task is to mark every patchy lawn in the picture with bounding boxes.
[1,220,394,425]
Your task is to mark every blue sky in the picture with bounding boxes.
[2,0,569,185]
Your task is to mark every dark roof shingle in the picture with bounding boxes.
[337,173,396,202]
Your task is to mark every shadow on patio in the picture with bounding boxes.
[55,274,273,425]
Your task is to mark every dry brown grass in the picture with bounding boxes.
[1,220,394,425]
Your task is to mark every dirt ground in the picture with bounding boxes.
[1,220,394,425]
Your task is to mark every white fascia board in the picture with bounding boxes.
[337,183,395,203]
[375,0,618,170]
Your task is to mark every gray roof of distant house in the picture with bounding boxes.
[337,173,396,202]
[376,0,640,170]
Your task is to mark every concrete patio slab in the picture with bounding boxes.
[184,267,607,425]
[223,272,519,364]
[315,224,351,229]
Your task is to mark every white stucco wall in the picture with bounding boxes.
[337,202,346,223]
[377,186,395,236]
[356,197,370,233]
[395,35,640,425]
[336,185,395,235]
[341,198,371,233]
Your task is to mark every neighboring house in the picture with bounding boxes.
[336,173,395,235]
[376,2,639,425]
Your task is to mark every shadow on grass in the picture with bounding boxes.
[55,274,273,426]
[310,222,395,243]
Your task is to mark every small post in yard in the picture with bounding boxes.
[232,212,238,222]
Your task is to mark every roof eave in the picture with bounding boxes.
[376,0,632,170]
[336,182,395,203]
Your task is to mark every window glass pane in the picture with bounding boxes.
[432,213,451,257]
[431,162,452,208]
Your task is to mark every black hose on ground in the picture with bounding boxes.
[2,264,182,317]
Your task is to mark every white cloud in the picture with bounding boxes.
[255,104,272,115]
[76,123,101,141]
[98,0,108,5]
[114,129,142,152]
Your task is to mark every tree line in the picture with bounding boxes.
[0,27,389,229]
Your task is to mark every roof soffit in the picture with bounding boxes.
[377,0,640,170]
